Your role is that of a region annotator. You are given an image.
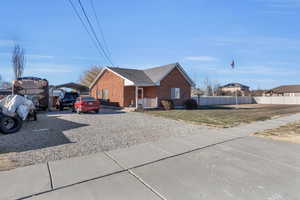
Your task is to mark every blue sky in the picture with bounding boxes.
[0,0,300,89]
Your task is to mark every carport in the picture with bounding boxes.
[54,82,89,94]
[49,82,89,109]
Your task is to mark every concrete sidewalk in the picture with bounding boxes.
[1,113,300,200]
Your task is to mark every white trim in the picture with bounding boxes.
[106,68,135,86]
[124,79,134,86]
[89,67,135,89]
[89,68,106,89]
[176,63,196,87]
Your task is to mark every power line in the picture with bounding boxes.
[89,0,112,60]
[77,0,114,66]
[66,0,106,61]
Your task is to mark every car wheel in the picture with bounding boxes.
[95,109,99,114]
[0,115,23,134]
[59,104,64,111]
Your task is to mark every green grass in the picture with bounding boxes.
[146,105,300,128]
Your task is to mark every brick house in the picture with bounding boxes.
[89,63,195,108]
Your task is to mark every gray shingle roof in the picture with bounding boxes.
[270,85,300,93]
[108,67,154,85]
[143,63,177,83]
[90,63,194,88]
[108,63,179,86]
[221,83,249,88]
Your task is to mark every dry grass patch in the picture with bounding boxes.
[0,154,16,171]
[146,104,300,128]
[254,121,300,144]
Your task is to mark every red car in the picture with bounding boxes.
[74,96,100,114]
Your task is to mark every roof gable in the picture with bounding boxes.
[144,63,195,86]
[143,63,177,84]
[108,67,154,86]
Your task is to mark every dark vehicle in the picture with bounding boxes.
[0,109,23,134]
[13,77,49,111]
[74,96,100,114]
[56,92,79,111]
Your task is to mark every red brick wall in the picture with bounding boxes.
[143,86,158,98]
[90,69,125,107]
[124,86,135,107]
[158,67,191,106]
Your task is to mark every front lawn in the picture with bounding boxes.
[146,104,300,128]
[254,121,300,144]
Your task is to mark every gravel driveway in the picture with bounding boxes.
[0,109,212,168]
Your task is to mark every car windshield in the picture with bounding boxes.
[82,97,96,101]
[64,93,76,100]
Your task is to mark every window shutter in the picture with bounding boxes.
[171,88,175,99]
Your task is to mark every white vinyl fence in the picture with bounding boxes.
[253,96,300,105]
[193,96,253,106]
[192,96,300,106]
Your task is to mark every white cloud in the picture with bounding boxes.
[206,36,300,51]
[26,63,75,73]
[184,56,217,62]
[27,54,54,59]
[216,65,300,76]
[0,40,14,47]
[0,52,55,61]
[260,0,300,8]
[71,56,101,61]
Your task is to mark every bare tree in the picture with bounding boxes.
[79,65,103,87]
[12,44,25,79]
[201,77,220,96]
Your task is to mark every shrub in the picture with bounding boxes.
[160,99,174,110]
[184,99,198,109]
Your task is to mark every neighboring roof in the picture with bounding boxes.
[54,82,89,92]
[90,63,195,88]
[269,85,300,93]
[221,83,249,88]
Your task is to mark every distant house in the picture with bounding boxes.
[89,63,195,108]
[250,89,268,97]
[219,83,250,96]
[266,85,300,96]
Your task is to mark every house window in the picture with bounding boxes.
[171,88,180,99]
[97,89,102,99]
[102,89,109,100]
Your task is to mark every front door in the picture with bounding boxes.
[137,88,144,105]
